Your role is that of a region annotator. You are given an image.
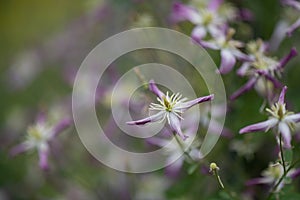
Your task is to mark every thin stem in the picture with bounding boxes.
[214,170,224,189]
[279,134,287,173]
[173,132,194,163]
[266,158,300,200]
[210,163,238,200]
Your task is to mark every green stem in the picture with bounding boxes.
[214,170,224,189]
[211,167,237,200]
[279,134,287,174]
[266,158,300,200]
[173,132,194,163]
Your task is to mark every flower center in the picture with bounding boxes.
[254,55,278,71]
[201,10,213,26]
[266,103,293,121]
[27,126,43,141]
[149,92,184,114]
[270,163,283,179]
[163,97,173,112]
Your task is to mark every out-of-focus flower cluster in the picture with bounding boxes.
[2,0,300,200]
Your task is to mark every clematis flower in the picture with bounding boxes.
[200,28,251,74]
[246,162,300,192]
[126,80,214,140]
[171,1,226,42]
[10,116,72,170]
[239,86,300,149]
[281,0,300,36]
[231,39,297,100]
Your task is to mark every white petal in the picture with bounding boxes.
[219,49,236,74]
[285,113,300,123]
[169,112,188,140]
[278,122,292,148]
[191,26,207,42]
[239,118,278,134]
[237,62,251,76]
[165,156,184,176]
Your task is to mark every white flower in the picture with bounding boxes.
[240,86,300,148]
[127,80,214,140]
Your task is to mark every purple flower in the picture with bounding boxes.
[246,162,300,192]
[200,28,251,74]
[126,80,214,140]
[10,117,72,170]
[239,86,300,149]
[231,39,297,100]
[282,0,300,9]
[171,1,226,41]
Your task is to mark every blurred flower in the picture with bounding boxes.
[246,162,300,192]
[268,21,290,51]
[231,39,297,100]
[171,1,226,41]
[6,51,42,90]
[200,28,251,74]
[230,138,260,159]
[127,80,214,140]
[10,116,72,170]
[240,86,300,148]
[281,0,300,36]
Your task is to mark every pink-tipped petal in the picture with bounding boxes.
[52,118,72,137]
[149,80,164,99]
[126,111,165,125]
[39,147,49,170]
[278,86,288,104]
[237,62,251,76]
[285,113,300,123]
[169,113,188,140]
[279,122,292,149]
[10,143,29,157]
[165,157,184,177]
[219,50,236,74]
[239,118,278,134]
[269,21,289,51]
[232,50,253,62]
[207,0,224,12]
[177,94,214,111]
[289,168,300,179]
[278,47,298,69]
[230,77,257,100]
[146,137,169,147]
[191,26,207,43]
[199,40,220,50]
[171,2,201,24]
[257,70,283,89]
[282,0,300,10]
[246,177,271,186]
[287,18,300,37]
